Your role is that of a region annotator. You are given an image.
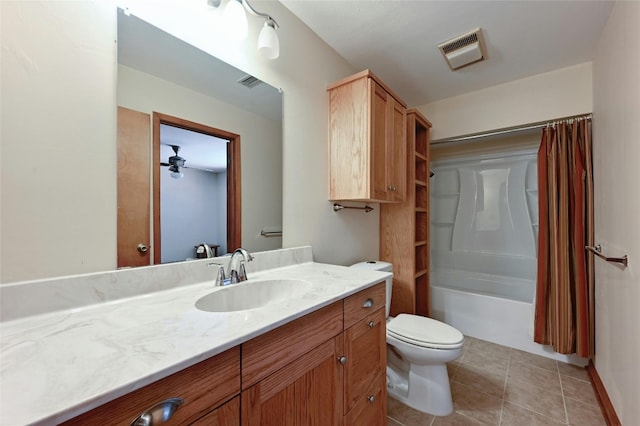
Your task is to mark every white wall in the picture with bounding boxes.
[1,1,117,282]
[418,62,593,141]
[592,2,640,424]
[118,65,282,255]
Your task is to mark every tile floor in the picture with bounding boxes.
[387,336,607,426]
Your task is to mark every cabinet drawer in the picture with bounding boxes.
[344,282,386,329]
[62,347,240,426]
[344,308,386,414]
[344,374,386,426]
[242,301,344,388]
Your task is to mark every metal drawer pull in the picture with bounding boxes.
[368,395,375,404]
[362,298,374,308]
[367,321,375,328]
[338,356,347,365]
[130,397,184,426]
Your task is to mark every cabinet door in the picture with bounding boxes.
[344,308,387,414]
[388,96,407,202]
[242,337,344,426]
[371,80,391,201]
[371,80,406,202]
[344,377,386,426]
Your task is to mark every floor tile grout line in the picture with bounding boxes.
[559,371,570,425]
[503,400,571,425]
[497,347,512,425]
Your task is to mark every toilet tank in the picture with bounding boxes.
[350,261,393,318]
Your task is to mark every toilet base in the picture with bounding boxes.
[386,362,454,416]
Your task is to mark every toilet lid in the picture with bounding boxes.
[387,314,464,349]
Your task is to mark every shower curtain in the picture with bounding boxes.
[533,117,594,358]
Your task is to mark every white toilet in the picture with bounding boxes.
[350,261,464,416]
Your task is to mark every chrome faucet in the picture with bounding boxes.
[213,248,254,286]
[228,248,254,283]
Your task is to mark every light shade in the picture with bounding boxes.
[222,0,248,40]
[168,164,184,179]
[257,19,279,59]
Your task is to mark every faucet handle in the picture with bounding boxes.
[209,262,228,286]
[216,266,227,286]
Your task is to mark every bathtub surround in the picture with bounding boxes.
[534,118,594,358]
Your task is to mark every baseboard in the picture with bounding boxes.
[587,360,622,426]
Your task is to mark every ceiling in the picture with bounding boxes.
[160,124,228,172]
[280,0,615,107]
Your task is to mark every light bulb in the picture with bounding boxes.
[258,19,279,59]
[222,0,248,40]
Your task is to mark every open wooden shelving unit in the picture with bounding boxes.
[380,109,432,317]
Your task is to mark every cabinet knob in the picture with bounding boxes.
[337,356,347,365]
[130,397,184,425]
[387,185,397,192]
[368,395,375,404]
[367,321,375,328]
[362,298,374,308]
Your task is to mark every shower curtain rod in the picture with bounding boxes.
[431,113,592,145]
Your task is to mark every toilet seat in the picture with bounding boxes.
[387,314,464,350]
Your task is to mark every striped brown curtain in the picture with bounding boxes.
[534,118,594,358]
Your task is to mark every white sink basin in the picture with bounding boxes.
[195,278,313,312]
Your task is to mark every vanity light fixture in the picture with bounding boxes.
[208,0,280,59]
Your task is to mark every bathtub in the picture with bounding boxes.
[431,280,586,366]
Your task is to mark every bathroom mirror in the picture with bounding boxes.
[117,9,283,265]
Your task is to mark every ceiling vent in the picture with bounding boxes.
[237,74,263,88]
[438,28,487,71]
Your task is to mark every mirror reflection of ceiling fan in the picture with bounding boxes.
[160,144,187,179]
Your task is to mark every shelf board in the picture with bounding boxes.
[415,179,427,187]
[415,240,427,247]
[415,208,428,213]
[415,269,428,279]
[415,152,427,161]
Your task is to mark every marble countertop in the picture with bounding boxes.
[0,260,390,425]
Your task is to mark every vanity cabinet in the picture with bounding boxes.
[328,70,407,203]
[64,284,386,425]
[61,347,240,426]
[343,285,387,422]
[380,109,433,316]
[242,283,387,425]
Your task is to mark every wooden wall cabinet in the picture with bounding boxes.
[328,70,407,203]
[65,285,387,425]
[380,109,432,317]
